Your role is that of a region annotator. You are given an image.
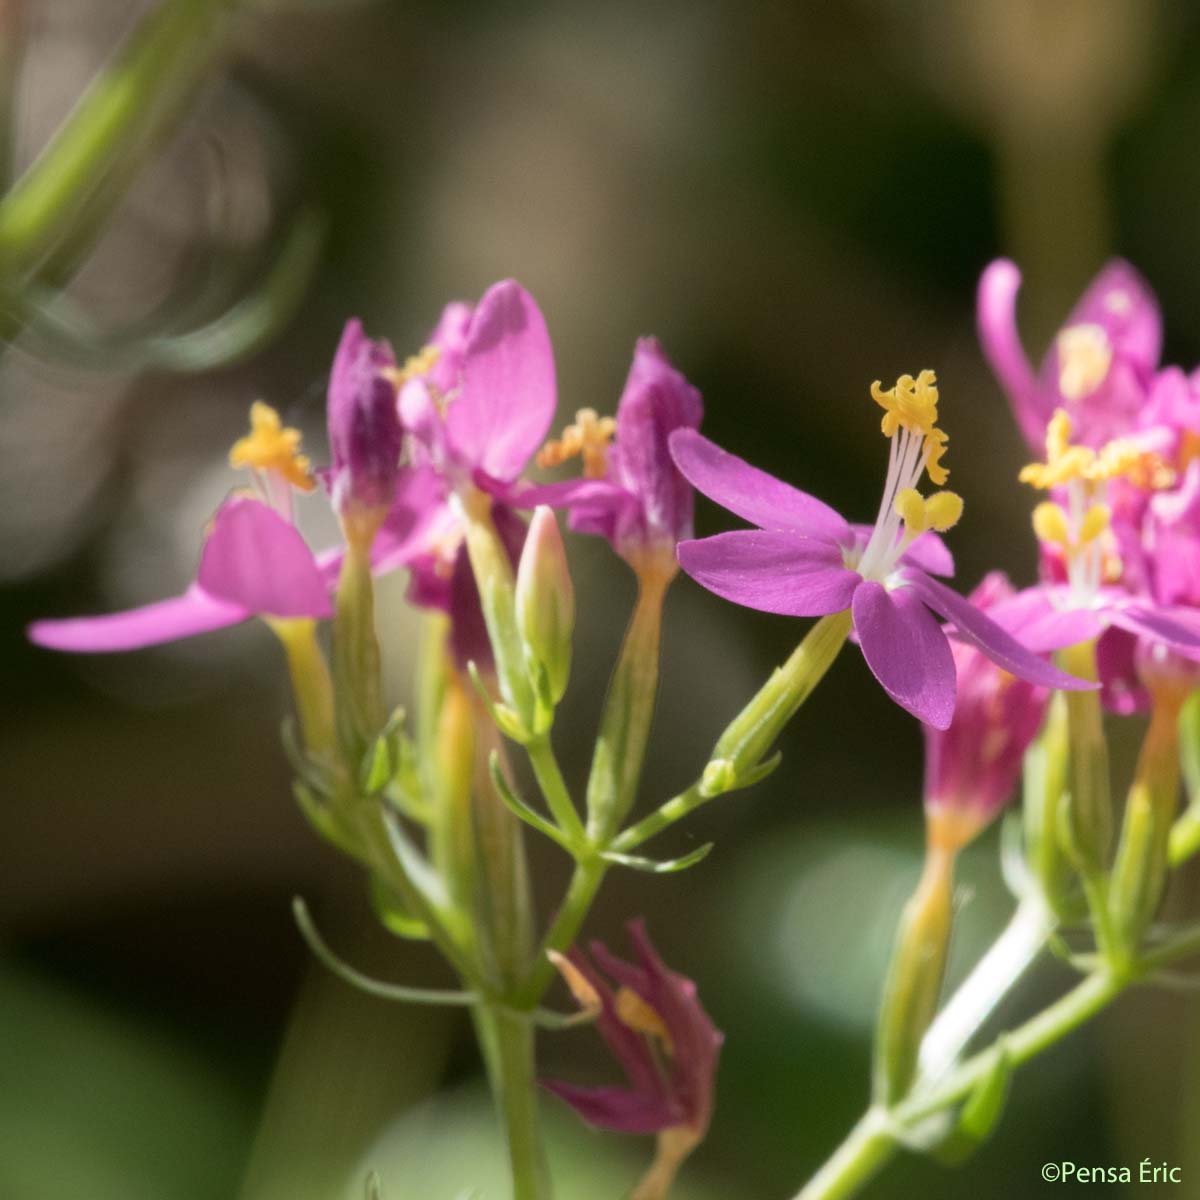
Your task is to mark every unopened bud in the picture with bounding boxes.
[516,506,575,708]
[327,319,402,538]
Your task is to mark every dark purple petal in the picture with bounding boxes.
[327,318,402,513]
[669,429,851,542]
[907,572,1093,691]
[540,1081,677,1134]
[198,496,332,619]
[446,280,556,482]
[27,585,248,652]
[677,531,859,616]
[852,581,956,730]
[1096,626,1147,715]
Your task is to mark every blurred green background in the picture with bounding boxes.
[5,1,1200,1197]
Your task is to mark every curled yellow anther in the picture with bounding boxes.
[871,369,941,438]
[229,402,315,492]
[537,408,616,478]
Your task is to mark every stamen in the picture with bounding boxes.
[382,344,441,387]
[537,408,617,478]
[1057,324,1112,401]
[229,402,316,492]
[615,987,673,1055]
[1032,501,1070,547]
[547,950,602,1017]
[871,370,941,438]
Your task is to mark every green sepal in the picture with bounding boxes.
[930,1040,1013,1165]
[488,750,573,852]
[467,660,530,743]
[358,707,408,794]
[369,876,431,941]
[292,781,359,858]
[281,716,339,799]
[365,1171,383,1200]
[700,751,782,799]
[601,843,714,874]
[1181,692,1200,803]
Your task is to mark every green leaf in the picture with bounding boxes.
[280,716,338,798]
[292,898,476,1007]
[292,782,359,858]
[488,751,572,851]
[601,843,714,874]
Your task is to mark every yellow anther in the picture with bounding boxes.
[1079,504,1111,544]
[1032,501,1071,547]
[925,490,964,532]
[1019,408,1154,490]
[537,408,617,479]
[383,344,442,387]
[923,427,950,486]
[547,950,601,1017]
[871,369,941,438]
[1057,324,1112,401]
[615,987,673,1055]
[894,488,928,534]
[229,402,315,492]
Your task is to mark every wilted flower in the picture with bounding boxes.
[977,258,1161,452]
[522,338,703,575]
[544,920,721,1200]
[670,372,1090,729]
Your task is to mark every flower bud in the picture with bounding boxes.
[515,506,575,710]
[327,319,402,535]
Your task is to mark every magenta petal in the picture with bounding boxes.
[1107,603,1200,662]
[852,581,956,729]
[985,589,1102,652]
[977,259,1047,451]
[900,531,954,577]
[677,530,859,616]
[28,585,249,652]
[669,429,851,541]
[1062,259,1161,378]
[908,572,1093,690]
[540,1081,675,1134]
[447,280,557,481]
[198,496,332,619]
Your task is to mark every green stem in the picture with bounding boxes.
[585,567,670,842]
[0,0,237,283]
[487,1004,551,1200]
[795,970,1124,1200]
[795,1109,896,1200]
[526,733,585,847]
[614,611,852,853]
[514,854,606,1009]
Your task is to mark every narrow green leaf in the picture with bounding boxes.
[601,843,714,874]
[932,1040,1013,1165]
[369,876,431,941]
[488,750,572,851]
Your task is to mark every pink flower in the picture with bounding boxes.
[977,258,1161,452]
[520,338,703,570]
[668,391,1092,730]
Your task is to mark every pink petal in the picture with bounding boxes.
[1059,258,1161,378]
[677,530,860,616]
[908,572,1093,690]
[1107,602,1200,662]
[198,496,332,619]
[852,581,956,729]
[984,588,1102,652]
[28,585,249,652]
[446,280,557,482]
[977,259,1048,452]
[669,429,851,541]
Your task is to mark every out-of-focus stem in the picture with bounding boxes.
[269,617,334,756]
[1057,639,1112,873]
[0,0,237,283]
